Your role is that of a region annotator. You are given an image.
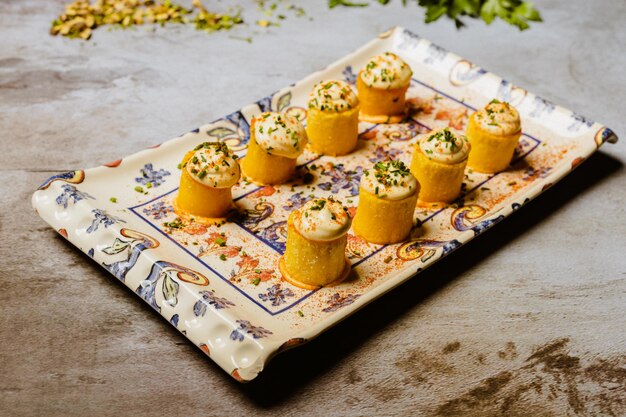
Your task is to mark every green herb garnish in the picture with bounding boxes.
[330,1,542,31]
[310,199,327,211]
[164,217,185,229]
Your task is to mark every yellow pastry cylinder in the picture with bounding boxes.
[357,73,408,118]
[466,113,521,173]
[241,133,296,185]
[282,214,348,287]
[175,151,233,218]
[352,187,419,244]
[410,146,467,204]
[306,80,360,155]
[307,106,360,156]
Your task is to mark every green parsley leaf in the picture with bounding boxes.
[414,0,541,30]
[328,0,368,8]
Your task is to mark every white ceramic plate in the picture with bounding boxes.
[32,27,618,382]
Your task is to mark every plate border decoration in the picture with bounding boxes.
[32,26,618,382]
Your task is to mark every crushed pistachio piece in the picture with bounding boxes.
[163,217,184,229]
[50,0,243,40]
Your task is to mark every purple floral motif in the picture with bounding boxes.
[322,293,361,313]
[170,314,179,327]
[318,164,363,196]
[230,320,273,341]
[342,65,356,84]
[368,145,403,163]
[142,201,173,220]
[257,221,288,253]
[55,184,95,209]
[568,112,594,132]
[282,192,312,212]
[523,166,552,181]
[529,96,555,118]
[135,163,171,187]
[398,28,421,51]
[424,43,447,65]
[86,209,126,234]
[194,290,235,317]
[512,138,532,159]
[230,329,244,342]
[258,284,295,307]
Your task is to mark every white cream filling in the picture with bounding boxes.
[360,161,418,200]
[473,100,521,136]
[293,198,351,241]
[185,143,240,188]
[308,79,359,113]
[419,128,470,165]
[360,52,413,89]
[253,112,308,158]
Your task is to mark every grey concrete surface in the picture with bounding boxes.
[1,1,625,416]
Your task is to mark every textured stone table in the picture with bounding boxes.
[1,1,625,416]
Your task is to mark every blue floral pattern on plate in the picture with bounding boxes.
[31,26,618,383]
[86,209,126,233]
[55,184,95,208]
[135,163,171,187]
[318,164,363,197]
[194,290,235,317]
[230,320,273,341]
[258,284,295,307]
[322,293,360,313]
[142,201,173,220]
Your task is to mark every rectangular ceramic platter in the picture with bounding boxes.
[32,27,617,382]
